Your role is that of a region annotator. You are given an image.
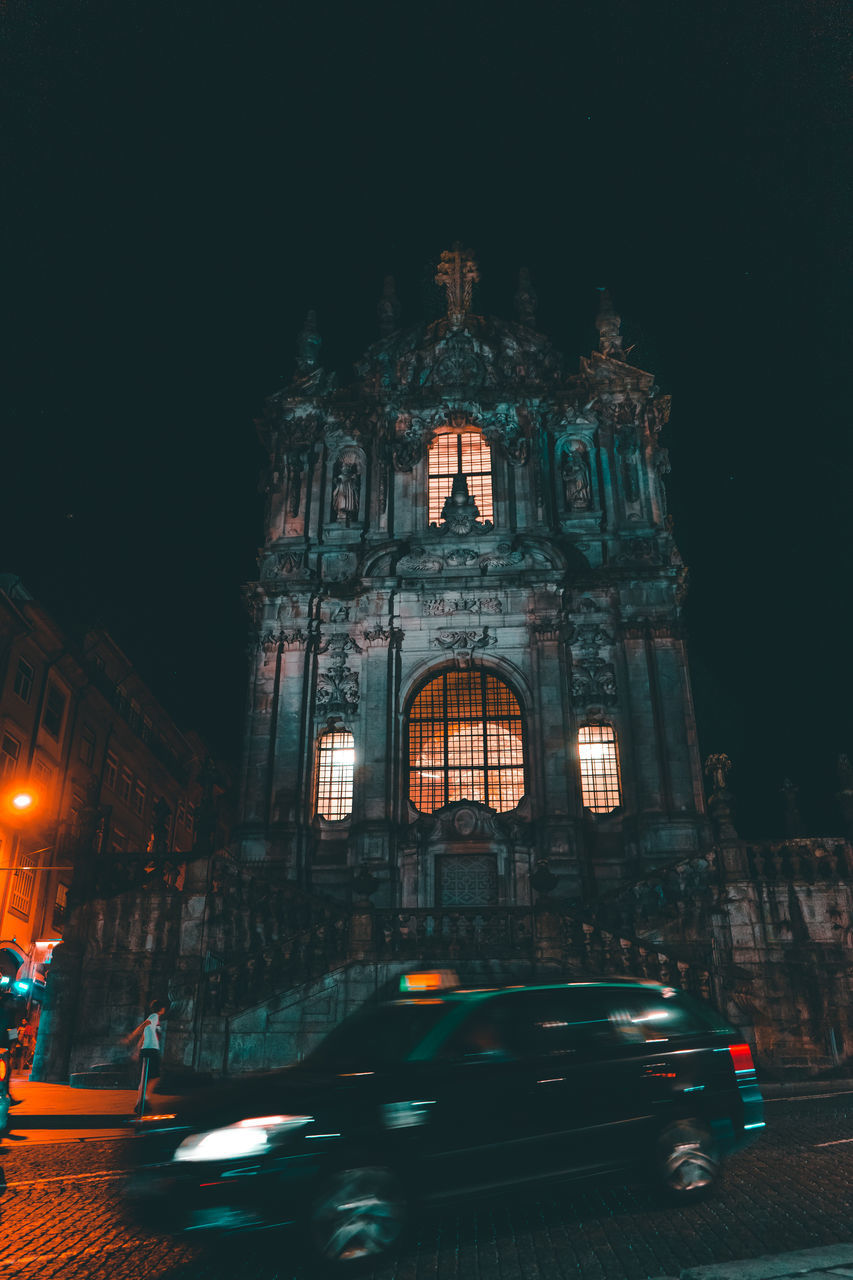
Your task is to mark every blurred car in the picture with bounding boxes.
[127,975,764,1269]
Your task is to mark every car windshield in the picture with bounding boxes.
[306,1001,449,1071]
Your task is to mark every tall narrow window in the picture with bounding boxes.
[13,658,34,704]
[9,844,35,918]
[408,671,525,814]
[42,684,67,739]
[316,730,355,821]
[428,430,493,524]
[578,724,622,813]
[1,733,20,779]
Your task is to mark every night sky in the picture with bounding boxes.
[3,1,851,836]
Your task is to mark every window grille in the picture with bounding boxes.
[9,846,34,918]
[316,730,355,821]
[408,671,525,814]
[578,724,622,813]
[428,431,493,524]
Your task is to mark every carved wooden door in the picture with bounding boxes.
[436,854,498,906]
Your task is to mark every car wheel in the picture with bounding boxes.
[656,1120,719,1201]
[309,1165,408,1268]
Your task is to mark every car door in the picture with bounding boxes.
[398,996,551,1196]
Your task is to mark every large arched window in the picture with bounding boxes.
[408,671,525,813]
[428,429,493,524]
[316,730,355,820]
[578,724,622,813]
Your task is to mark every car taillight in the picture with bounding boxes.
[0,1057,7,1083]
[729,1042,755,1074]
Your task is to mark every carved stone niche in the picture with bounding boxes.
[325,442,366,532]
[556,435,595,524]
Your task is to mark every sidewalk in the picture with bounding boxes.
[5,1077,181,1128]
[653,1244,853,1278]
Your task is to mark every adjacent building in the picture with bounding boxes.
[0,573,224,993]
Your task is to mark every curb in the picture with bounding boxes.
[9,1114,135,1129]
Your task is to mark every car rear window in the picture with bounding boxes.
[306,1001,449,1071]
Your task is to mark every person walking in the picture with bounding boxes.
[14,1016,36,1073]
[124,999,167,1116]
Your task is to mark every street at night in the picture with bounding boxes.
[1,1092,853,1280]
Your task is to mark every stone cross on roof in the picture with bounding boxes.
[435,243,479,328]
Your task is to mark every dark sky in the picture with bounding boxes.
[2,0,851,836]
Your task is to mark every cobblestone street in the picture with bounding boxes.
[0,1093,852,1279]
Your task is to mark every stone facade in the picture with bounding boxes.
[238,253,706,907]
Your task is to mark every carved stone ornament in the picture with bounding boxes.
[242,585,267,626]
[423,597,503,616]
[571,658,617,707]
[435,243,479,328]
[316,653,359,714]
[361,627,402,647]
[321,551,358,583]
[431,628,497,653]
[432,472,494,536]
[270,550,308,579]
[615,538,661,566]
[480,543,526,570]
[317,632,363,657]
[574,624,613,658]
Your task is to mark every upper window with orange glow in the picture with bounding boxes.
[316,730,355,821]
[408,671,525,814]
[428,430,493,524]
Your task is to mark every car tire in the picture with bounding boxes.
[655,1120,720,1202]
[308,1164,408,1270]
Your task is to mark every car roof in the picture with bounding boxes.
[388,978,676,1008]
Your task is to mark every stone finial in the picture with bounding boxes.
[296,309,322,373]
[377,275,401,336]
[779,778,804,838]
[704,754,737,842]
[514,267,538,329]
[435,242,479,328]
[595,287,627,361]
[704,753,732,796]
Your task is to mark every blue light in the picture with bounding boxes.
[14,981,29,992]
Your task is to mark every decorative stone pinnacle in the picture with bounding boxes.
[595,287,626,361]
[435,242,479,328]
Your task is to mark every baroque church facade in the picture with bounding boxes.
[238,247,707,908]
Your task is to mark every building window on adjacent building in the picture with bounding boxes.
[13,658,34,704]
[112,828,128,853]
[428,429,493,524]
[104,749,118,790]
[118,766,133,804]
[79,724,96,767]
[408,670,525,814]
[316,730,355,821]
[1,732,20,779]
[53,882,69,927]
[578,723,622,813]
[34,758,53,784]
[177,798,187,829]
[42,684,67,739]
[132,779,146,817]
[9,847,35,919]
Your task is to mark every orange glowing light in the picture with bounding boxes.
[11,791,35,811]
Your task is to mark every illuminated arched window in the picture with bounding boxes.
[428,429,493,524]
[408,671,525,814]
[578,724,622,813]
[316,730,355,821]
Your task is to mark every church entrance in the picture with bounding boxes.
[436,855,498,906]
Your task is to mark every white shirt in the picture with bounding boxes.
[141,1012,160,1050]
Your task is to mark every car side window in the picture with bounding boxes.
[503,990,623,1058]
[606,988,731,1044]
[439,1000,517,1062]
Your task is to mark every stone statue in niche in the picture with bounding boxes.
[560,446,592,511]
[332,460,360,523]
